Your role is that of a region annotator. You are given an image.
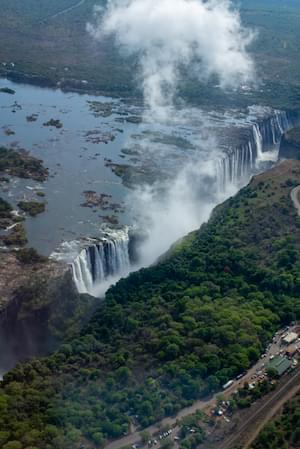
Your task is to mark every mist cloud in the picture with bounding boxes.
[88,0,255,112]
[87,0,256,270]
[130,157,229,266]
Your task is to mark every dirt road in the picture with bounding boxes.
[43,0,86,21]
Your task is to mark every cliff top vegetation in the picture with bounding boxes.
[1,160,300,448]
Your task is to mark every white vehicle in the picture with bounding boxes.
[222,380,234,390]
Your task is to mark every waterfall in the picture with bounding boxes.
[71,228,131,295]
[51,108,299,296]
[217,109,296,189]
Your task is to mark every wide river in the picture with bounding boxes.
[0,79,143,254]
[0,78,284,259]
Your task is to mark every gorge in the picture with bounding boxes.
[63,107,299,296]
[1,1,300,447]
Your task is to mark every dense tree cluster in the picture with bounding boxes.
[17,201,45,217]
[1,162,300,448]
[234,379,276,409]
[0,146,48,181]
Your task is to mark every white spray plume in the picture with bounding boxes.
[129,155,238,267]
[87,0,256,271]
[88,0,255,114]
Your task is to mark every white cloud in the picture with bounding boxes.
[88,0,255,112]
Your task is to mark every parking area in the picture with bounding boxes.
[103,324,300,449]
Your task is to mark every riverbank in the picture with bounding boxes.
[0,68,135,100]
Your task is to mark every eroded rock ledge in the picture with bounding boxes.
[279,126,300,160]
[0,251,97,372]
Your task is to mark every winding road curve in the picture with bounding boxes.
[291,185,300,216]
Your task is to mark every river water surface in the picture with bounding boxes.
[0,78,287,259]
[0,79,140,254]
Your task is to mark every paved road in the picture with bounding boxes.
[219,366,300,449]
[291,185,300,216]
[104,326,298,449]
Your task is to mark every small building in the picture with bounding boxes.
[285,345,298,358]
[267,356,292,376]
[282,332,298,345]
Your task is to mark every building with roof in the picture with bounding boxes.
[267,356,292,376]
[282,332,298,345]
[285,345,298,358]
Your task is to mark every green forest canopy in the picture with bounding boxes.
[1,160,300,448]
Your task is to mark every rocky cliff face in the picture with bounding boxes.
[279,126,300,160]
[0,252,98,373]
